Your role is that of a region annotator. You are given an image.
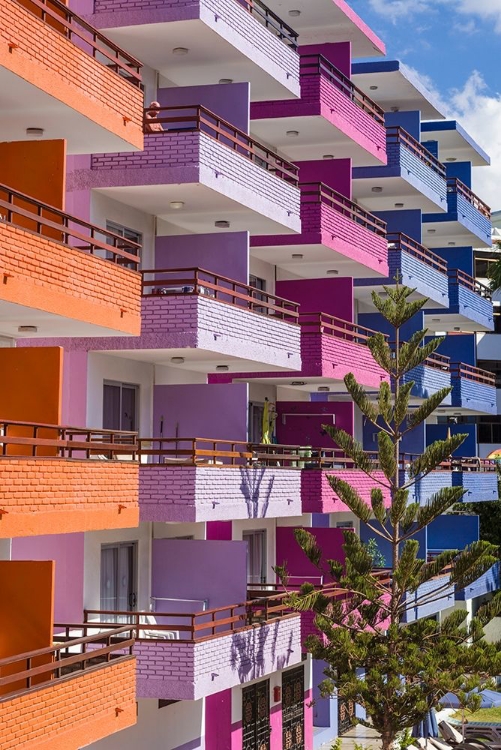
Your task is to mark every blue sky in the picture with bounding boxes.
[348,0,501,209]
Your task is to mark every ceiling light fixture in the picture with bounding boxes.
[288,9,301,16]
[18,325,38,333]
[454,327,461,331]
[219,78,233,84]
[286,130,299,137]
[215,220,230,228]
[323,154,335,160]
[446,157,457,162]
[318,386,330,392]
[327,269,339,275]
[448,242,456,246]
[370,85,378,90]
[427,229,436,234]
[216,365,229,372]
[172,47,189,55]
[26,128,44,139]
[291,381,306,386]
[390,106,400,112]
[394,202,404,208]
[371,186,383,193]
[169,201,184,210]
[171,357,185,364]
[292,253,304,259]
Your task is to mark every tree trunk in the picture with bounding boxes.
[380,730,397,750]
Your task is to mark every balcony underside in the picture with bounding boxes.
[353,173,447,213]
[422,215,491,248]
[425,310,493,334]
[356,284,449,312]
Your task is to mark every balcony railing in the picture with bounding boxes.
[141,268,299,322]
[240,0,298,49]
[387,232,448,275]
[386,127,446,179]
[0,625,134,700]
[15,0,142,87]
[299,312,387,345]
[0,184,141,269]
[300,54,385,125]
[301,182,387,236]
[143,105,299,186]
[448,268,492,300]
[0,420,137,458]
[451,363,496,387]
[447,178,491,219]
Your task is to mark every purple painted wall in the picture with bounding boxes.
[300,42,351,78]
[158,83,250,132]
[151,539,247,611]
[276,527,346,583]
[297,158,352,198]
[276,401,353,448]
[276,277,354,321]
[11,533,84,623]
[65,155,91,220]
[155,232,249,282]
[153,383,249,440]
[62,349,88,425]
[206,690,232,750]
[206,521,233,541]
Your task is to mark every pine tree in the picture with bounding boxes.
[281,284,501,750]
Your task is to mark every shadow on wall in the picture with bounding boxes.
[240,467,275,519]
[230,622,295,683]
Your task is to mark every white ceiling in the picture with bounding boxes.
[422,219,491,249]
[252,241,388,279]
[352,68,446,120]
[352,175,447,213]
[424,311,492,334]
[421,123,490,168]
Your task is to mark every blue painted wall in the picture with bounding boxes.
[427,513,479,551]
[456,562,500,601]
[402,469,453,506]
[360,521,427,568]
[402,575,455,622]
[452,377,497,414]
[433,246,474,275]
[384,111,421,140]
[375,208,422,241]
[454,471,499,503]
[446,162,472,189]
[426,424,477,457]
[435,334,476,366]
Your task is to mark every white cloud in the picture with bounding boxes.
[368,0,501,32]
[457,0,501,33]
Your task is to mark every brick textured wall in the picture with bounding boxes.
[302,469,391,514]
[0,0,143,149]
[449,283,493,330]
[402,575,454,622]
[456,562,500,601]
[402,470,453,505]
[135,616,302,700]
[301,330,388,389]
[450,192,491,243]
[0,223,141,335]
[403,364,451,401]
[0,658,136,750]
[387,142,447,209]
[140,465,302,523]
[452,376,497,415]
[453,471,499,503]
[0,459,139,537]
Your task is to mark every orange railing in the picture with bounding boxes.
[447,178,491,219]
[143,105,299,186]
[387,232,448,274]
[300,54,385,124]
[141,268,299,322]
[240,0,298,48]
[0,184,141,269]
[299,312,387,345]
[448,269,492,300]
[386,127,446,178]
[301,182,387,236]
[451,362,496,387]
[15,0,142,87]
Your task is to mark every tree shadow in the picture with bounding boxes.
[240,466,275,519]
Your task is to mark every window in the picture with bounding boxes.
[106,221,142,269]
[100,542,138,615]
[249,275,267,314]
[479,417,501,444]
[103,381,139,432]
[249,401,265,443]
[242,530,267,585]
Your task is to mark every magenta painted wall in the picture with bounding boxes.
[276,527,346,583]
[158,83,250,132]
[151,539,247,611]
[62,349,88,425]
[206,690,232,750]
[153,383,249,440]
[300,42,352,78]
[11,533,84,623]
[276,277,354,320]
[206,521,233,540]
[276,401,354,449]
[297,158,352,198]
[155,232,249,283]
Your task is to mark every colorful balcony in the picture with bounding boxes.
[90,0,300,101]
[403,350,452,403]
[401,573,454,622]
[87,106,300,234]
[352,127,448,212]
[0,0,143,153]
[0,421,138,537]
[252,182,388,278]
[450,363,497,415]
[138,437,302,523]
[84,601,301,701]
[0,625,136,750]
[0,184,142,337]
[456,562,500,601]
[444,270,492,332]
[423,179,492,248]
[451,458,499,503]
[251,54,387,165]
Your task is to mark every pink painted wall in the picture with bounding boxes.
[11,533,84,623]
[62,349,87,425]
[153,383,249,440]
[276,401,353,449]
[158,83,250,133]
[276,527,346,584]
[155,232,249,283]
[300,42,351,78]
[302,469,391,514]
[206,521,232,540]
[297,158,352,198]
[276,277,354,320]
[206,690,232,750]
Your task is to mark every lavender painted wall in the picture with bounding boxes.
[297,158,352,198]
[151,539,247,611]
[153,384,249,440]
[158,83,250,132]
[276,278,354,320]
[276,401,353,448]
[62,349,88,425]
[11,533,84,623]
[65,155,91,218]
[155,232,249,282]
[299,42,351,78]
[276,527,346,583]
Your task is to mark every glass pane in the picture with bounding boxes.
[103,384,121,430]
[121,386,137,432]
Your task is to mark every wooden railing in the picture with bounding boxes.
[299,312,387,345]
[141,268,299,322]
[15,0,142,87]
[0,625,134,700]
[239,0,298,48]
[450,362,496,387]
[301,182,387,237]
[401,454,497,473]
[300,54,385,124]
[386,127,446,178]
[448,268,492,300]
[0,183,141,269]
[387,232,448,274]
[143,105,299,186]
[0,420,137,459]
[447,178,491,219]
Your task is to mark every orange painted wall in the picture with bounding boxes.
[0,560,54,696]
[0,139,66,209]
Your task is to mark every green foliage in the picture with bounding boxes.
[279,282,501,750]
[365,538,386,568]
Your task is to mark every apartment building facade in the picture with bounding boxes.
[0,1,498,749]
